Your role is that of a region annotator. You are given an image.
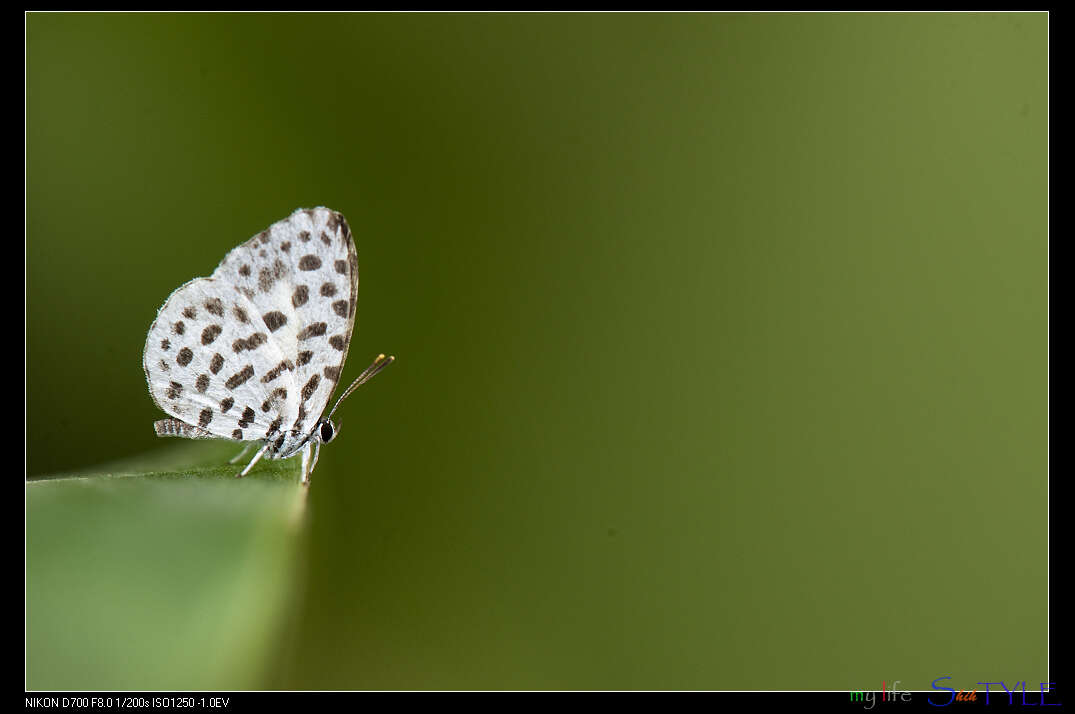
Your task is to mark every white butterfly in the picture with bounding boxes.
[142,207,393,485]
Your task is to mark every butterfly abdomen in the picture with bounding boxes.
[153,419,217,439]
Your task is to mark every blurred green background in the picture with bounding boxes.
[27,13,1047,690]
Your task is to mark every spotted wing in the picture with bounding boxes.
[143,278,301,443]
[209,207,358,435]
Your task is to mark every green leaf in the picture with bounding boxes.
[26,442,306,690]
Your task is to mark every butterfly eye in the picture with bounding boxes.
[320,421,335,443]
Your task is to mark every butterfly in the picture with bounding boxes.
[142,207,393,485]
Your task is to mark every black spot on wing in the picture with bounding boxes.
[326,211,342,233]
[261,387,288,412]
[263,311,287,332]
[259,268,275,292]
[293,285,309,307]
[261,360,294,383]
[232,333,267,353]
[226,365,254,390]
[297,323,327,340]
[266,417,283,438]
[201,324,222,345]
[301,374,321,402]
[204,298,224,316]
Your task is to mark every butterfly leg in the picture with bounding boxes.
[235,442,270,479]
[310,440,322,477]
[300,442,312,486]
[299,441,322,486]
[228,442,255,464]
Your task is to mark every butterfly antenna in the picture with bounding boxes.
[327,354,395,419]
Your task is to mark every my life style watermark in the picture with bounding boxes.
[849,679,1060,708]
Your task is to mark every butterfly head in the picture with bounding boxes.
[317,418,339,444]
